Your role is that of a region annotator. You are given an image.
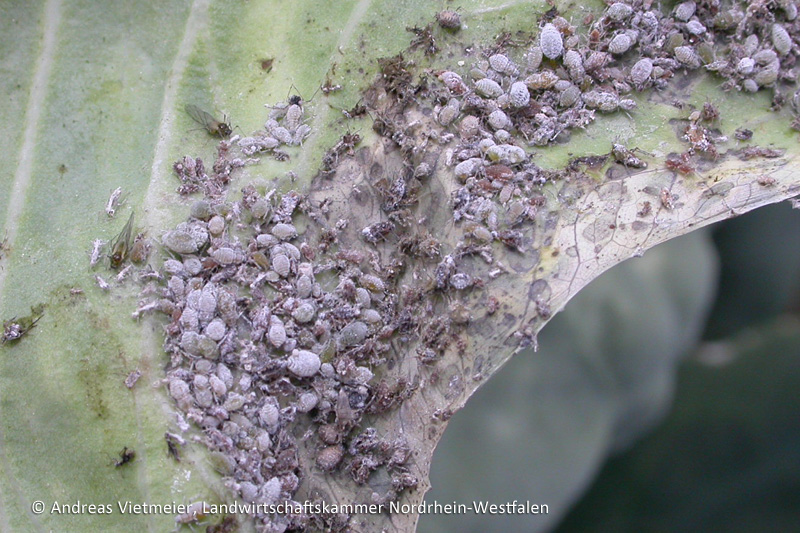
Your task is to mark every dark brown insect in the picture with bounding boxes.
[185,104,232,138]
[665,152,694,175]
[165,432,184,462]
[109,212,134,269]
[114,446,135,467]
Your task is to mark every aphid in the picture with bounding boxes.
[611,144,647,168]
[674,46,701,69]
[757,175,777,187]
[737,57,755,75]
[488,54,518,76]
[436,9,461,30]
[109,212,134,269]
[630,58,653,89]
[474,78,503,98]
[105,187,123,218]
[606,2,633,20]
[508,81,530,107]
[130,234,150,264]
[685,20,706,35]
[734,128,753,141]
[124,369,141,389]
[287,349,321,377]
[185,104,232,138]
[772,23,792,56]
[563,50,584,79]
[271,253,291,277]
[608,34,632,55]
[271,223,298,240]
[114,446,135,468]
[268,316,287,348]
[540,23,563,59]
[524,70,559,90]
[525,46,543,71]
[674,1,696,22]
[361,221,395,244]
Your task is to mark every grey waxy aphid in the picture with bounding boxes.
[754,66,779,86]
[271,126,293,145]
[163,259,185,276]
[296,274,313,298]
[558,85,582,107]
[215,362,233,388]
[608,34,633,55]
[472,225,493,242]
[438,104,460,126]
[163,230,198,254]
[524,70,560,90]
[211,247,242,265]
[674,1,696,21]
[190,200,212,220]
[296,391,319,413]
[474,78,504,98]
[495,129,511,143]
[563,50,584,79]
[250,198,271,220]
[284,104,304,132]
[287,349,321,378]
[355,287,371,307]
[207,215,225,235]
[540,23,563,59]
[742,78,759,92]
[489,54,519,76]
[168,275,186,298]
[268,316,287,348]
[486,144,526,164]
[353,366,374,384]
[361,309,382,324]
[630,58,653,87]
[223,392,246,411]
[508,81,530,107]
[583,90,619,112]
[744,34,759,56]
[753,49,778,66]
[772,23,793,56]
[183,257,202,275]
[292,301,316,323]
[454,158,483,181]
[272,253,291,277]
[685,20,706,35]
[360,274,385,292]
[337,320,368,347]
[169,378,192,409]
[255,429,271,452]
[205,318,227,341]
[271,223,298,240]
[459,115,480,138]
[256,233,279,248]
[195,388,213,408]
[781,0,798,21]
[209,374,227,398]
[526,46,543,71]
[283,242,301,260]
[291,124,312,145]
[478,138,496,153]
[737,57,755,75]
[674,46,702,68]
[179,307,199,331]
[607,2,633,20]
[487,109,512,130]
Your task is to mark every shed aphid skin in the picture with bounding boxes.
[185,104,232,138]
[109,212,134,269]
[105,187,124,218]
[89,239,106,267]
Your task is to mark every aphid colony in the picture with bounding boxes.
[117,1,800,529]
[138,127,420,528]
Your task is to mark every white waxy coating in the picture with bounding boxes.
[287,349,321,377]
[540,23,563,59]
